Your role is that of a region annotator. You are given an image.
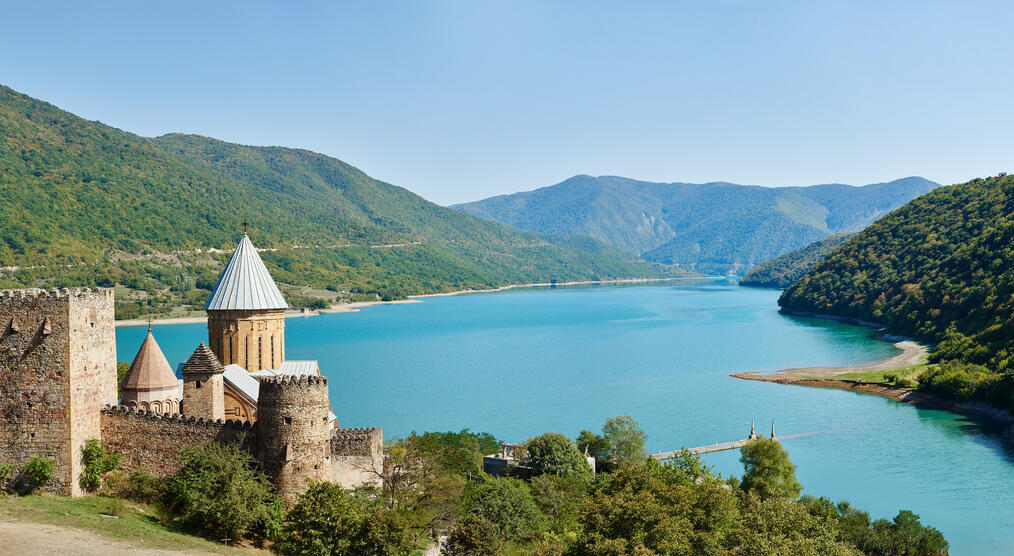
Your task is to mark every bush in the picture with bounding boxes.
[163,442,279,542]
[80,439,120,492]
[525,433,592,480]
[442,516,501,555]
[0,463,11,493]
[19,455,54,494]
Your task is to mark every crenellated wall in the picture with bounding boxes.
[100,406,256,477]
[330,427,383,488]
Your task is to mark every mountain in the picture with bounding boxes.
[739,233,856,289]
[779,174,1014,376]
[0,85,673,317]
[452,175,940,273]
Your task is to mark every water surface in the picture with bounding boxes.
[117,282,1014,554]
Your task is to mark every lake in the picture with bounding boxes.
[116,281,1014,554]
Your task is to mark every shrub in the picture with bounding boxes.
[0,463,11,493]
[80,439,120,492]
[20,455,54,494]
[163,442,279,542]
[442,516,500,555]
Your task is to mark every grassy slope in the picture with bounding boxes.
[453,175,939,272]
[739,233,856,288]
[0,85,675,317]
[0,495,258,554]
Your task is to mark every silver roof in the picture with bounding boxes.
[204,235,288,311]
[222,363,260,402]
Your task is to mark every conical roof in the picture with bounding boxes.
[204,234,288,311]
[122,330,179,391]
[181,342,224,376]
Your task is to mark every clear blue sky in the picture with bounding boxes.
[2,1,1011,205]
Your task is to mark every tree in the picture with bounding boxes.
[601,414,647,467]
[461,476,546,539]
[163,442,278,542]
[575,429,609,460]
[80,439,120,492]
[739,437,802,499]
[525,433,592,480]
[116,361,129,401]
[442,516,501,555]
[279,481,412,556]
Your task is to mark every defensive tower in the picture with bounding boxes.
[181,343,225,421]
[257,375,332,504]
[205,234,287,371]
[0,288,116,495]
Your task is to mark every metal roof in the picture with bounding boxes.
[222,364,260,403]
[204,234,288,311]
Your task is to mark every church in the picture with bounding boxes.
[120,234,329,424]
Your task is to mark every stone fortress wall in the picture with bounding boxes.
[100,406,256,477]
[0,288,382,502]
[0,288,116,496]
[331,426,383,487]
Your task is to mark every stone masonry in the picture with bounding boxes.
[0,288,116,496]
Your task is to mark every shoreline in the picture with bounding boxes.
[115,275,722,327]
[730,339,928,382]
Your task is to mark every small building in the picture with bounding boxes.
[121,327,179,415]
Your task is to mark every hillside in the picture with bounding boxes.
[779,174,1014,376]
[453,175,939,273]
[0,85,672,318]
[739,233,856,289]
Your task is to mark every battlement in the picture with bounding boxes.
[0,287,113,302]
[331,426,383,457]
[101,405,255,431]
[258,375,328,388]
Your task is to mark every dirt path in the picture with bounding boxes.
[0,518,222,555]
[730,340,927,383]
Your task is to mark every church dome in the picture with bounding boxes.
[204,234,288,311]
[122,330,179,392]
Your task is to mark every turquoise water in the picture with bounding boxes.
[117,282,1014,554]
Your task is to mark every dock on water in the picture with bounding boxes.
[651,420,774,461]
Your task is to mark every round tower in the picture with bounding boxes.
[256,376,331,504]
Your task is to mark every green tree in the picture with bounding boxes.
[279,481,412,556]
[575,429,609,460]
[442,516,501,555]
[163,442,278,542]
[529,474,587,535]
[116,361,129,401]
[739,437,802,500]
[461,476,546,539]
[601,414,647,467]
[525,433,592,480]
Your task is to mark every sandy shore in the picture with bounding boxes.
[730,340,928,383]
[115,276,719,327]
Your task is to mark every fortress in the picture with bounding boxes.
[0,235,382,503]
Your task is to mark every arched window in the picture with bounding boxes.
[152,401,162,413]
[139,401,149,411]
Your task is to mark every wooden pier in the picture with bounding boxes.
[651,420,780,461]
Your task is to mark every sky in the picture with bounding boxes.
[2,1,1012,205]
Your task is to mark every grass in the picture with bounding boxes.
[820,364,930,386]
[0,494,262,554]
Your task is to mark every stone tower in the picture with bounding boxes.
[257,376,332,504]
[181,343,224,421]
[0,288,116,496]
[205,234,288,371]
[121,328,180,415]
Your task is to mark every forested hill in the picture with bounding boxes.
[452,174,939,274]
[780,175,1014,371]
[739,233,856,289]
[0,85,672,317]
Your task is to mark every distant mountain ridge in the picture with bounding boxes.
[453,175,940,273]
[0,84,672,313]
